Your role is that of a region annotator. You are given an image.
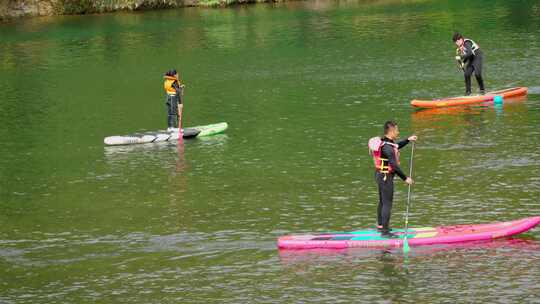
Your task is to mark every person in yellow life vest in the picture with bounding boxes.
[368,121,416,238]
[163,69,185,132]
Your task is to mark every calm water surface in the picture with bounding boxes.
[1,0,540,302]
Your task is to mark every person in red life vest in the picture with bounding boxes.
[369,121,416,238]
[163,69,185,132]
[453,32,485,96]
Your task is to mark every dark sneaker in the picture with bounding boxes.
[380,230,398,238]
[480,90,486,95]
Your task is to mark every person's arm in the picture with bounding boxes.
[382,144,407,181]
[398,135,417,149]
[460,41,475,61]
[397,139,409,149]
[173,81,183,103]
[172,81,180,92]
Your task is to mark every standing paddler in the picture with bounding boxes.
[163,69,185,132]
[368,121,417,238]
[453,32,485,96]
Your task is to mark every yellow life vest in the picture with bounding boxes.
[164,75,180,96]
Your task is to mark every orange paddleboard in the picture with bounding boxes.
[411,87,528,108]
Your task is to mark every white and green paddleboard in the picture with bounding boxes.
[103,122,228,146]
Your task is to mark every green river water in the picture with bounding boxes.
[1,0,540,302]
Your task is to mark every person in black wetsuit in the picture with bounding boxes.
[453,32,485,96]
[372,121,416,237]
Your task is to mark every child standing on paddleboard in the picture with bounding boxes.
[453,32,485,96]
[163,69,185,132]
[369,121,416,238]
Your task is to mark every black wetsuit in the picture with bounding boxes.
[460,39,485,95]
[166,81,182,128]
[375,137,410,233]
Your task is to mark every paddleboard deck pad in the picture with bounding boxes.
[411,87,528,108]
[104,122,228,146]
[277,216,540,249]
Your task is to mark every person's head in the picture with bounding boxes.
[383,120,399,140]
[165,69,178,78]
[452,32,464,47]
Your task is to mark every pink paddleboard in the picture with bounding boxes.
[277,216,540,250]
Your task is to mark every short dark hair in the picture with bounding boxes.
[165,69,177,77]
[452,32,463,42]
[384,120,397,134]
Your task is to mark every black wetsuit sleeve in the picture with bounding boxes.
[173,82,183,104]
[397,139,409,149]
[381,144,407,181]
[461,41,475,62]
[172,81,180,92]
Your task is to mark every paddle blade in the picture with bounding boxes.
[403,238,410,254]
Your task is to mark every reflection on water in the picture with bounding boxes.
[278,238,540,265]
[276,238,540,302]
[528,86,540,94]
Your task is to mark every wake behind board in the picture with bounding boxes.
[411,87,528,108]
[104,122,228,146]
[277,216,540,249]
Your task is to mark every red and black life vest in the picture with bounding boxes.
[370,138,400,173]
